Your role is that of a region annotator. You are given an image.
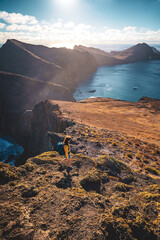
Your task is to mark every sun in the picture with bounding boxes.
[58,0,75,5]
[55,0,78,8]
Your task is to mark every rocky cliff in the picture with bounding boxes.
[0,71,74,157]
[27,101,75,157]
[0,99,75,161]
[2,96,160,165]
[0,118,160,239]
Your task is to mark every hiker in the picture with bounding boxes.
[59,135,72,170]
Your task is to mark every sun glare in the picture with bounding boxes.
[58,0,75,6]
[51,42,75,49]
[54,0,79,9]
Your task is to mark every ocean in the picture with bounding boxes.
[73,44,160,102]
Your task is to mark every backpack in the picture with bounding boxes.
[57,142,65,155]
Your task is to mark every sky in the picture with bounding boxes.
[0,0,160,49]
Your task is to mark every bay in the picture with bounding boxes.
[73,60,160,102]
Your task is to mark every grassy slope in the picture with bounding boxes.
[0,122,160,239]
[0,98,160,239]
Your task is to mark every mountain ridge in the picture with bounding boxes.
[0,39,63,82]
[74,42,160,64]
[6,39,63,69]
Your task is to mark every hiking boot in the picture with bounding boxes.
[66,166,72,172]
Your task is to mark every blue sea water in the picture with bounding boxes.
[0,135,24,166]
[73,59,160,102]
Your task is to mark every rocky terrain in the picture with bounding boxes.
[0,97,160,239]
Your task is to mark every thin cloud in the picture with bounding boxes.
[64,22,75,28]
[0,22,6,28]
[0,11,38,25]
[123,26,137,32]
[6,24,41,32]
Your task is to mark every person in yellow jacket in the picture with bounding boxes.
[59,135,72,170]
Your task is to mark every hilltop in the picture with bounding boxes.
[0,91,160,240]
[0,97,160,239]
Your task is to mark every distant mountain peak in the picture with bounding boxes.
[131,42,151,49]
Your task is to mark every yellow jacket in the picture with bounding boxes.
[63,144,70,159]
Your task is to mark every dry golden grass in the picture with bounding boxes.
[50,98,160,146]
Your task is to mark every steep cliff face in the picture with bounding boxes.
[0,98,70,163]
[0,71,74,113]
[0,71,75,157]
[1,100,74,161]
[28,100,74,157]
